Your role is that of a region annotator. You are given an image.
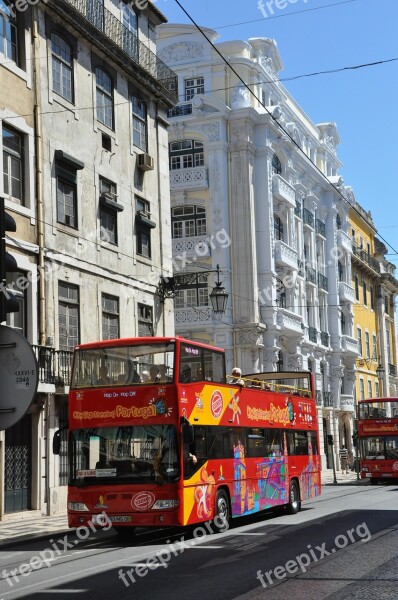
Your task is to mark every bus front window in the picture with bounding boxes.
[71,342,175,388]
[70,425,179,484]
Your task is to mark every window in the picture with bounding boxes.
[56,161,78,228]
[137,303,153,337]
[336,213,341,230]
[96,68,113,129]
[359,378,365,401]
[121,3,138,58]
[338,261,344,282]
[185,77,204,101]
[363,281,367,306]
[0,1,18,63]
[169,140,204,170]
[5,271,26,336]
[365,331,370,359]
[171,206,206,238]
[2,124,23,204]
[357,326,362,356]
[372,334,377,360]
[174,274,209,309]
[274,214,283,241]
[386,329,391,364]
[276,350,283,372]
[102,293,119,340]
[51,34,73,102]
[272,154,282,175]
[370,286,374,310]
[135,197,155,258]
[58,282,79,352]
[132,96,147,151]
[354,274,359,301]
[99,177,118,245]
[367,380,372,399]
[375,381,379,398]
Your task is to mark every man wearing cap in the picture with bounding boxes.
[229,367,245,386]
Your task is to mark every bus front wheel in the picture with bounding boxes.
[287,481,301,514]
[213,490,230,532]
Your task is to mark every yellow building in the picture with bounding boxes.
[349,202,398,406]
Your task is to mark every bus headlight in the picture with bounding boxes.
[151,499,179,510]
[68,502,89,511]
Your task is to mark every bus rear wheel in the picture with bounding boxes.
[287,481,301,514]
[212,490,230,532]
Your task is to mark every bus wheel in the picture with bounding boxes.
[213,490,230,532]
[287,481,301,514]
[114,526,136,536]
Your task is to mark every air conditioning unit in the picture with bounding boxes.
[137,153,154,171]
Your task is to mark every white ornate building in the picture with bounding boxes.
[157,24,360,468]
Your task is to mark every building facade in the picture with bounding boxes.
[157,24,362,469]
[0,0,176,516]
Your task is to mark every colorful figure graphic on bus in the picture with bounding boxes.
[194,467,216,519]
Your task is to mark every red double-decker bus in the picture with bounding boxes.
[358,397,398,484]
[54,337,321,533]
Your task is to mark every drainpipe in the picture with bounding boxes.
[155,104,168,337]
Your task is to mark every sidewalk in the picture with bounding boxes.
[0,471,368,548]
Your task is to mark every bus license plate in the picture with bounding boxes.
[109,516,132,523]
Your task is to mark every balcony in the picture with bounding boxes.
[53,0,178,103]
[170,167,208,191]
[337,229,352,253]
[341,335,359,356]
[339,394,355,412]
[389,363,397,377]
[305,265,316,285]
[32,345,73,389]
[272,175,296,208]
[320,331,329,346]
[352,244,381,274]
[316,390,322,406]
[276,308,304,334]
[303,208,314,228]
[172,236,211,259]
[339,281,355,303]
[323,391,334,408]
[308,326,318,343]
[274,240,298,270]
[315,219,326,237]
[318,273,328,292]
[167,103,193,118]
[175,307,212,325]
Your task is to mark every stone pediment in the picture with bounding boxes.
[158,42,205,64]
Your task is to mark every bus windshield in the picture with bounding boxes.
[361,436,398,460]
[71,342,175,388]
[70,425,179,485]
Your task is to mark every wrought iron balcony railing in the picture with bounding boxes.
[323,391,334,407]
[167,103,193,118]
[352,244,381,273]
[308,326,318,343]
[305,265,316,284]
[320,331,329,346]
[61,0,178,100]
[389,363,397,376]
[32,345,73,387]
[315,219,326,237]
[318,272,328,291]
[297,259,304,277]
[303,208,314,227]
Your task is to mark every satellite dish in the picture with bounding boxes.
[0,325,38,430]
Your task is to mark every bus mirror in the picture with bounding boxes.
[53,430,61,455]
[182,422,194,446]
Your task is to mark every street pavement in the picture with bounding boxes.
[0,469,368,548]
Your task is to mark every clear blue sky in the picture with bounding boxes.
[156,0,398,264]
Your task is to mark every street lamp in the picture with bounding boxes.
[158,264,228,316]
[376,362,385,380]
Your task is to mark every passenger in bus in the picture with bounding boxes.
[97,365,110,385]
[180,365,192,383]
[124,360,141,384]
[229,367,245,386]
[251,378,262,389]
[149,365,160,383]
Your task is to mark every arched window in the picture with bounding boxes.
[336,213,341,230]
[276,350,283,372]
[172,206,206,238]
[0,1,18,63]
[274,214,283,241]
[51,34,73,102]
[272,154,282,175]
[307,358,313,372]
[169,140,204,170]
[95,67,113,129]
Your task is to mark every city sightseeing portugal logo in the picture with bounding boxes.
[211,390,224,419]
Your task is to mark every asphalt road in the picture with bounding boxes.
[1,483,397,600]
